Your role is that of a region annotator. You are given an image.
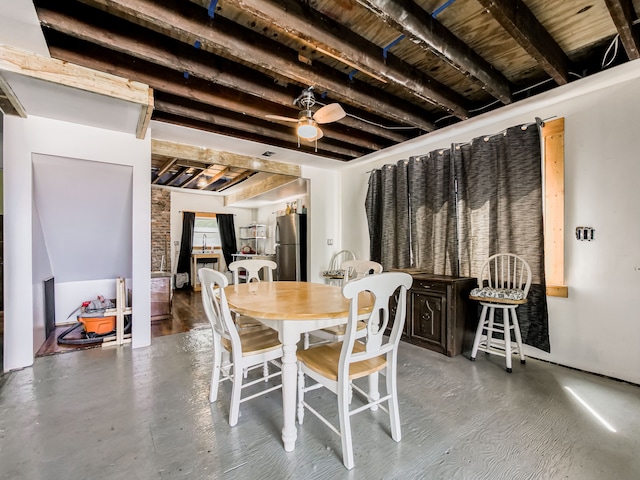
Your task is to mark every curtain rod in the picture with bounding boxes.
[366,116,555,172]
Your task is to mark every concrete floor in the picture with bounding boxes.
[1,327,639,480]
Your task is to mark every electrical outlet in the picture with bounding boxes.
[327,239,333,245]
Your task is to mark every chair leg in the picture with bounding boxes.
[210,340,223,402]
[368,372,380,411]
[303,332,310,350]
[297,364,305,425]
[338,379,355,470]
[229,356,243,426]
[263,361,269,382]
[486,308,495,352]
[470,305,488,360]
[511,309,526,364]
[504,308,512,373]
[386,360,401,442]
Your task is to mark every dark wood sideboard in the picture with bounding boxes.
[389,271,478,357]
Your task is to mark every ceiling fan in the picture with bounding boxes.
[266,87,346,143]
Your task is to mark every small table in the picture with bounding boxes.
[191,253,221,291]
[224,281,373,452]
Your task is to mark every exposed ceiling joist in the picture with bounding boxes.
[151,139,302,177]
[604,0,640,60]
[354,0,512,104]
[477,0,571,85]
[75,0,435,132]
[154,96,365,159]
[208,0,469,119]
[216,170,254,192]
[200,167,231,190]
[152,157,177,184]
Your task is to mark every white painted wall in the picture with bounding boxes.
[169,188,254,273]
[299,165,341,284]
[3,115,150,372]
[340,60,640,385]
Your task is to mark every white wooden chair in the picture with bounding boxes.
[304,260,383,349]
[199,268,283,426]
[322,249,356,286]
[229,259,277,284]
[296,272,413,470]
[469,253,532,373]
[229,259,277,330]
[341,259,383,282]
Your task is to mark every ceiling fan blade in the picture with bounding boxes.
[313,103,346,124]
[300,126,324,142]
[265,114,298,122]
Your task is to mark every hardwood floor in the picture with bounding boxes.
[36,289,207,357]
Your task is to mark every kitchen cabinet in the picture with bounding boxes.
[388,272,477,357]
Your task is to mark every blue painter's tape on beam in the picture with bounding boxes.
[432,0,457,18]
[348,69,358,81]
[320,91,328,99]
[382,34,405,59]
[184,72,189,79]
[194,40,201,49]
[208,0,218,18]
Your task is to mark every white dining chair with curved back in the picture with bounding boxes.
[198,267,283,426]
[304,260,383,349]
[341,259,383,282]
[229,259,277,284]
[296,271,413,470]
[469,253,532,372]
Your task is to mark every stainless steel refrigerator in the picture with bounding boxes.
[275,213,307,281]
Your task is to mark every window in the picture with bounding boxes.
[193,213,221,250]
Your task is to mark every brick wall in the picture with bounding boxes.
[151,187,171,272]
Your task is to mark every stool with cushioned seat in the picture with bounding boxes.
[469,253,531,372]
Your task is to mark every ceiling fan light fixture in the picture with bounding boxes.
[297,118,319,140]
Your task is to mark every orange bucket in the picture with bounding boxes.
[78,315,116,335]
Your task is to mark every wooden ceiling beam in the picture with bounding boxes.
[153,97,366,159]
[39,9,408,143]
[152,157,177,184]
[604,0,640,60]
[196,0,469,119]
[0,73,27,117]
[200,167,231,190]
[476,0,570,85]
[215,171,255,192]
[75,0,436,131]
[354,0,512,104]
[224,174,299,206]
[163,167,188,186]
[152,139,302,177]
[0,44,152,127]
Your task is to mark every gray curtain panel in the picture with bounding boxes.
[408,151,458,275]
[371,162,411,270]
[365,169,382,264]
[454,125,549,352]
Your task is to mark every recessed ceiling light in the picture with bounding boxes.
[262,151,276,157]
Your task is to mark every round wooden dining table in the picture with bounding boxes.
[224,281,374,452]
